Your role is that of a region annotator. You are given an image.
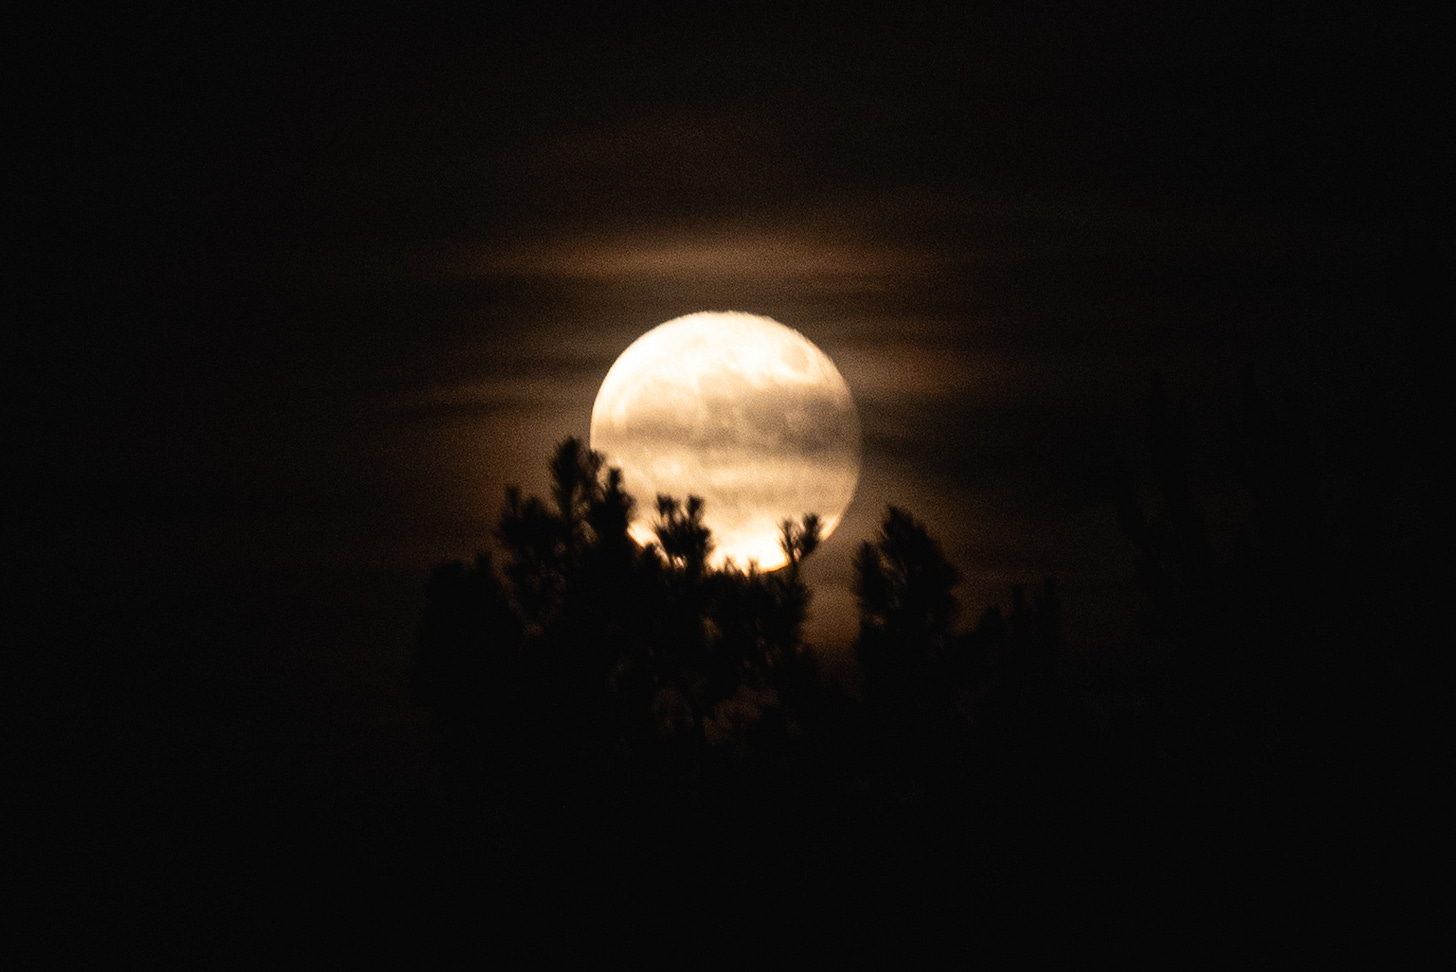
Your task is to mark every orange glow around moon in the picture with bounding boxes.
[590,311,861,571]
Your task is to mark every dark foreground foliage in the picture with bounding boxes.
[28,355,1437,962]
[403,361,1439,939]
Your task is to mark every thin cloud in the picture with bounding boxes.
[463,229,938,285]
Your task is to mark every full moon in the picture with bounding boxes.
[590,311,861,571]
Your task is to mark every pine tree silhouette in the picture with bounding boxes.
[414,438,832,811]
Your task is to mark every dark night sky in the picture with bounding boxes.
[15,1,1446,948]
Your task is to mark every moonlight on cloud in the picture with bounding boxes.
[590,312,861,570]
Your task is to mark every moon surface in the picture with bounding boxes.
[590,311,861,571]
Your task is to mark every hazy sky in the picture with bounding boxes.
[15,7,1444,924]
[24,3,1438,719]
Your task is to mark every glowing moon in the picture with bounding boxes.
[590,311,861,571]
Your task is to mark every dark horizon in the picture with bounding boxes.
[15,2,1447,958]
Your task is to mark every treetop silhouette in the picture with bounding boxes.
[415,438,829,791]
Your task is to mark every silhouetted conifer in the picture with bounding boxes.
[653,494,713,579]
[414,439,835,819]
[854,505,960,685]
